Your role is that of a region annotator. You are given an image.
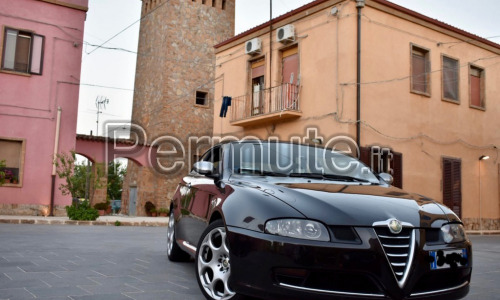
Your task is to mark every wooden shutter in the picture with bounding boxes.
[412,52,426,93]
[359,147,371,167]
[282,47,299,85]
[391,151,403,189]
[411,46,429,94]
[30,34,44,75]
[442,158,462,217]
[251,59,265,79]
[470,67,482,107]
[359,146,403,189]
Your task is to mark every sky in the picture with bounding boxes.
[77,0,500,136]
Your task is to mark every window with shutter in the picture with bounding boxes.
[469,65,485,109]
[411,44,430,96]
[442,157,462,218]
[359,146,403,189]
[1,27,45,75]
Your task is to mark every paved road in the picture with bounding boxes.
[0,224,201,300]
[0,224,498,300]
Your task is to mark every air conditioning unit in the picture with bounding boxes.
[245,38,262,55]
[277,24,295,43]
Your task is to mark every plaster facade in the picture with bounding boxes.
[0,0,88,215]
[213,0,500,231]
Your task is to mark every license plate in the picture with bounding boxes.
[430,249,468,270]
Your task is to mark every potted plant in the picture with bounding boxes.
[0,160,5,185]
[158,208,169,217]
[151,208,158,217]
[94,202,109,216]
[4,169,13,184]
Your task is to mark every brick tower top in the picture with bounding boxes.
[133,0,235,142]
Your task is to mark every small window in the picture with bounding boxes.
[195,91,208,106]
[0,139,24,186]
[469,64,485,109]
[410,44,430,96]
[222,0,226,10]
[2,27,44,75]
[442,56,459,102]
[212,0,216,7]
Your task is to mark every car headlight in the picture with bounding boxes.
[441,223,466,244]
[265,219,330,242]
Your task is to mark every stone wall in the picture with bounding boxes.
[122,0,235,215]
[463,218,500,231]
[0,204,66,217]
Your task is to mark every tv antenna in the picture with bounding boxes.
[95,96,109,136]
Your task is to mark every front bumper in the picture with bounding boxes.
[226,226,471,300]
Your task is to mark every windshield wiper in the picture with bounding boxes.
[236,168,289,177]
[289,172,370,183]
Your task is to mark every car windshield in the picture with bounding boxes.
[231,142,380,184]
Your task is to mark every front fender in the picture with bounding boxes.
[221,183,304,233]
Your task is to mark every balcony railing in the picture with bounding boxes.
[230,83,301,126]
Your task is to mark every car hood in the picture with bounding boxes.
[229,177,456,228]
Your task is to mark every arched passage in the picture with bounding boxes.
[75,134,156,206]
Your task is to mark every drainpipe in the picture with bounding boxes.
[49,107,62,216]
[356,0,365,147]
[269,0,273,90]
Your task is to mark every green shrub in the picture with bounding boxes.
[66,200,99,221]
[114,220,122,226]
[157,208,169,214]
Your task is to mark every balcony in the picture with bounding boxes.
[230,83,302,127]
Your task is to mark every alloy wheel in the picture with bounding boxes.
[197,223,235,300]
[167,210,175,257]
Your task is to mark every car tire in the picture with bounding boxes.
[167,209,190,262]
[196,219,241,300]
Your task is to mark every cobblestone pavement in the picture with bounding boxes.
[0,224,498,299]
[0,224,201,300]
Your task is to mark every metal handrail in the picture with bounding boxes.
[230,83,300,122]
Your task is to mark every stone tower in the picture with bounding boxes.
[122,0,235,215]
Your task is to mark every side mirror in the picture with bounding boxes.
[193,161,214,175]
[379,173,393,185]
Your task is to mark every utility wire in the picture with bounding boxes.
[86,0,171,55]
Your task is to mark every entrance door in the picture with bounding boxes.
[129,187,137,216]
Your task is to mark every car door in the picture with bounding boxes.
[177,146,223,248]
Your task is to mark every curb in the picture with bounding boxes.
[0,218,168,227]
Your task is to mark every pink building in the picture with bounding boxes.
[0,0,88,215]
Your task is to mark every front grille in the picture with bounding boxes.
[374,227,415,286]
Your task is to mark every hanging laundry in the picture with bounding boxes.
[219,96,232,118]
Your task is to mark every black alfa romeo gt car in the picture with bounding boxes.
[166,141,471,300]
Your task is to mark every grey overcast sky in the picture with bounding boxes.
[77,0,500,136]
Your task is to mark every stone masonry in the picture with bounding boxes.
[122,0,235,215]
